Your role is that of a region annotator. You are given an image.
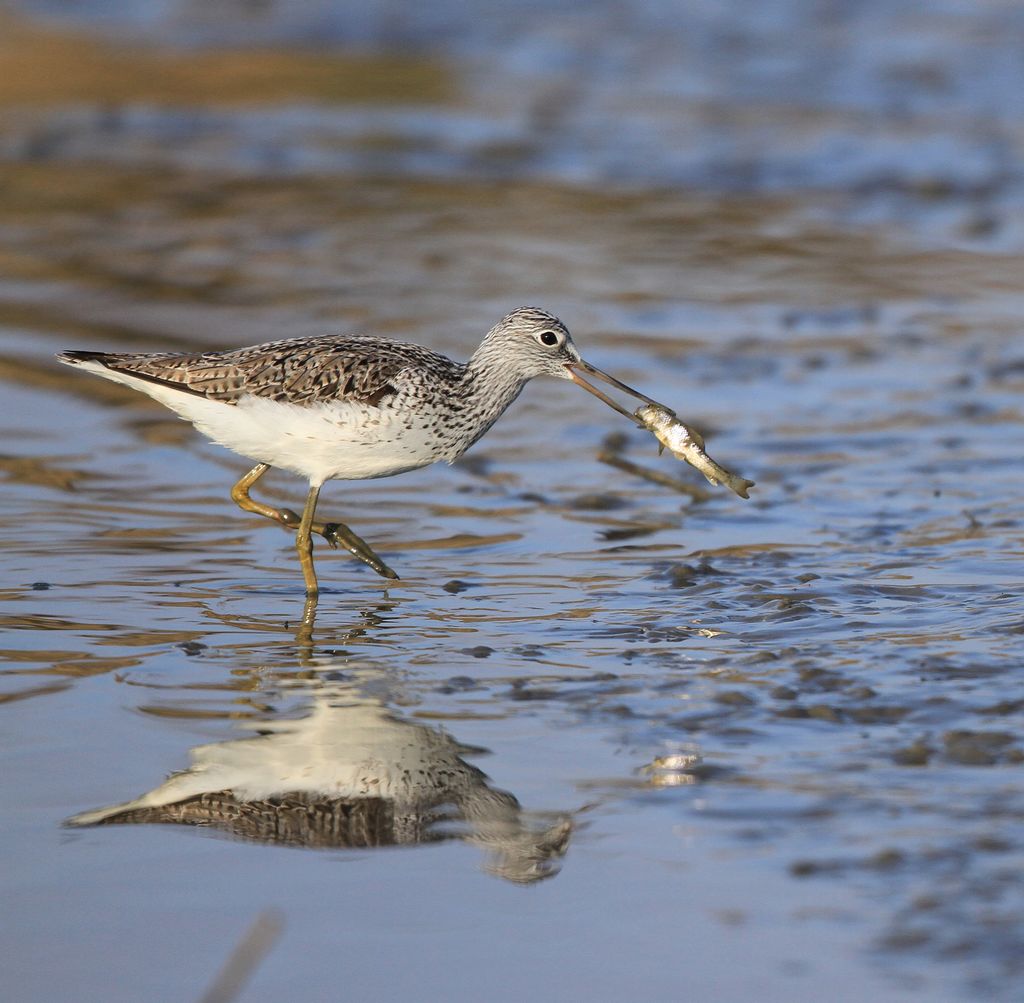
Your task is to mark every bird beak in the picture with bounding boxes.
[566,359,661,426]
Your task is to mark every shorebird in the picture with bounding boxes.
[58,306,656,595]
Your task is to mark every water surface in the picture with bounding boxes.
[2,7,1024,1002]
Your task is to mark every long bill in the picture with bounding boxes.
[566,359,667,426]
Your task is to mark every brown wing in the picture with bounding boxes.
[60,336,458,407]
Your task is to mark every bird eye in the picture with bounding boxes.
[539,331,560,347]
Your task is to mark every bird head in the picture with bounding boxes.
[479,306,659,422]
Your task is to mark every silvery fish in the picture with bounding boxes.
[635,403,754,499]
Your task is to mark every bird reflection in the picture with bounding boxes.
[66,677,572,884]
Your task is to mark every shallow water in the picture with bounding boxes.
[3,7,1024,1003]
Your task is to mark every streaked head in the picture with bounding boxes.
[479,306,660,422]
[478,306,581,379]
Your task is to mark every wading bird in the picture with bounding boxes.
[59,307,657,596]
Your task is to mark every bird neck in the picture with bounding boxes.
[462,345,529,421]
[435,347,529,459]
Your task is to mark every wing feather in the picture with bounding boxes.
[60,336,459,407]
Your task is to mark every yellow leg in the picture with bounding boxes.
[296,483,320,597]
[230,464,400,581]
[230,462,299,528]
[294,593,318,655]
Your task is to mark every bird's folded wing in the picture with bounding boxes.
[61,337,457,408]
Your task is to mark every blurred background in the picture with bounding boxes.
[3,3,1024,1001]
[6,0,1024,239]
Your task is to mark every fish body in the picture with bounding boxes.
[635,403,754,499]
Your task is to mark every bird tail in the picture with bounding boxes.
[56,350,116,368]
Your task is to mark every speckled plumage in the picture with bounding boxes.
[58,306,630,591]
[59,306,579,485]
[64,335,458,407]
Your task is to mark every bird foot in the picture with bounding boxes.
[320,522,400,581]
[320,522,344,550]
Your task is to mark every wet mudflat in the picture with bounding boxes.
[3,5,1024,1002]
